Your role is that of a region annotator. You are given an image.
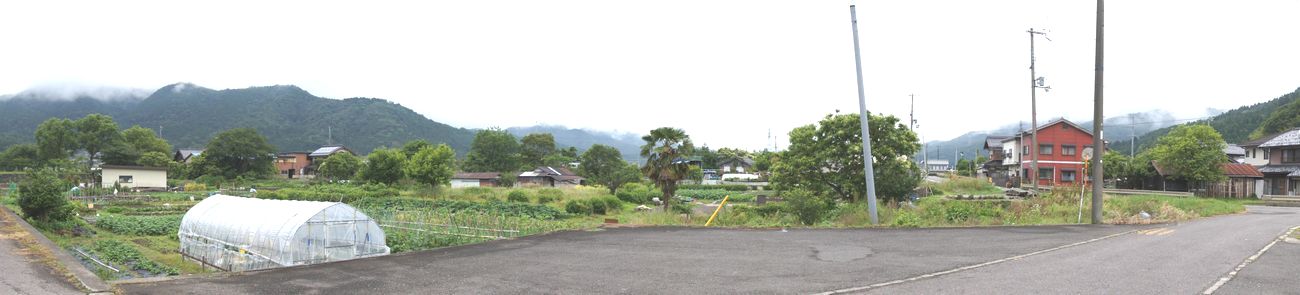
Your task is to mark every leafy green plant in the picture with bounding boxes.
[95,215,182,236]
[507,190,530,203]
[565,200,590,215]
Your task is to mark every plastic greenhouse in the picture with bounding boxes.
[178,195,390,272]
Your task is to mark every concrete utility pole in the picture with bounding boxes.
[1028,28,1049,191]
[1091,0,1105,224]
[849,5,879,225]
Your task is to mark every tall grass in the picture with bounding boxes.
[924,176,1004,196]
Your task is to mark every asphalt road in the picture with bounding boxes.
[0,209,81,295]
[121,206,1300,295]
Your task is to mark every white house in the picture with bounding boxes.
[101,165,168,189]
[923,160,950,172]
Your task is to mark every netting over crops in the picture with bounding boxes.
[178,195,390,272]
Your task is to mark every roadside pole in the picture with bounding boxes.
[850,5,879,225]
[1091,0,1106,224]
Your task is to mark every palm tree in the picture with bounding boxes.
[640,127,694,210]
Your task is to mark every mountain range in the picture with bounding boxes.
[0,83,644,160]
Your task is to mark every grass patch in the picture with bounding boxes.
[923,176,1004,196]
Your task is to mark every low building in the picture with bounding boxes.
[451,172,502,188]
[275,152,311,178]
[101,165,168,189]
[718,157,755,173]
[173,149,204,163]
[923,160,950,172]
[517,167,584,188]
[1255,128,1300,196]
[1150,162,1264,198]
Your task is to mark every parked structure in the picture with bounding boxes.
[275,152,311,178]
[451,172,502,188]
[1015,119,1098,186]
[517,166,583,188]
[179,195,390,272]
[100,165,168,189]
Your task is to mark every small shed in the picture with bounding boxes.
[178,195,390,272]
[451,172,502,188]
[101,165,168,189]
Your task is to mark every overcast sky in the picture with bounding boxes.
[2,1,1298,150]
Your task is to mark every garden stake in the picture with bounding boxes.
[705,195,730,226]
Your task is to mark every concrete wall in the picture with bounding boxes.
[102,168,167,188]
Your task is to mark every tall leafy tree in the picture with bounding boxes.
[580,144,638,194]
[405,144,457,189]
[204,128,276,179]
[103,125,172,166]
[17,169,73,222]
[35,118,78,162]
[1148,124,1228,184]
[137,151,175,168]
[771,113,921,203]
[464,128,521,172]
[639,127,694,209]
[75,114,121,171]
[317,152,362,182]
[0,144,39,170]
[401,139,433,158]
[520,133,557,168]
[359,148,407,185]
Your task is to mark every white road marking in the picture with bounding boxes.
[813,229,1140,295]
[1201,226,1300,294]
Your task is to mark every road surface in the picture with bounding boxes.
[0,209,82,295]
[122,206,1300,294]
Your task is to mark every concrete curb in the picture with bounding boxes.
[1,206,113,293]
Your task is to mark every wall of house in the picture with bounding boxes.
[1266,147,1300,165]
[276,154,311,175]
[451,179,481,188]
[103,169,167,188]
[1001,140,1019,167]
[1021,122,1095,186]
[1243,147,1269,166]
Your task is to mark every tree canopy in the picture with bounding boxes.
[359,148,407,185]
[464,128,521,172]
[520,133,557,168]
[580,144,639,194]
[771,113,921,203]
[405,144,456,189]
[317,152,362,182]
[35,118,77,162]
[75,114,121,171]
[640,127,694,209]
[103,125,172,166]
[203,128,276,179]
[1148,124,1228,183]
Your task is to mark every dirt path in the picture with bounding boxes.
[0,209,82,295]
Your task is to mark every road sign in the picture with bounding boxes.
[1082,147,1094,161]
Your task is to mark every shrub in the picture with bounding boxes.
[893,210,922,227]
[536,194,557,204]
[17,169,73,222]
[678,184,750,191]
[462,187,494,196]
[671,202,695,215]
[615,183,659,204]
[183,182,208,192]
[507,190,530,203]
[784,189,832,225]
[588,198,609,215]
[598,196,623,213]
[565,200,591,215]
[537,188,564,201]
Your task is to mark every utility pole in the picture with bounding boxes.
[849,5,879,225]
[1028,28,1050,192]
[1091,0,1106,224]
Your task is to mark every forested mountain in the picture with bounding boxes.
[1112,87,1300,155]
[0,83,478,154]
[506,125,643,161]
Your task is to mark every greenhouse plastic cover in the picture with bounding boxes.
[179,195,389,271]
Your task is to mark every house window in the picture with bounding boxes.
[1284,149,1299,163]
[1264,148,1270,159]
[1023,146,1029,155]
[1039,144,1053,155]
[1062,145,1077,156]
[1038,168,1053,180]
[1061,170,1076,182]
[118,175,133,183]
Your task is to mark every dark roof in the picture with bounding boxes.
[1258,165,1300,175]
[984,136,1011,149]
[718,157,755,167]
[1239,128,1297,147]
[101,165,169,171]
[453,172,501,180]
[309,146,352,157]
[1259,128,1300,148]
[1222,163,1263,178]
[277,152,310,157]
[1015,119,1094,137]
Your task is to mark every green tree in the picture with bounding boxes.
[75,114,121,171]
[696,146,720,169]
[17,169,73,222]
[103,125,172,166]
[204,128,276,179]
[404,144,457,189]
[640,127,694,209]
[579,144,639,194]
[185,154,220,179]
[317,152,362,182]
[1250,96,1300,139]
[1148,124,1228,184]
[137,151,174,168]
[401,139,433,158]
[464,128,521,172]
[0,144,40,170]
[559,146,579,159]
[35,118,78,162]
[752,150,777,175]
[771,113,922,203]
[520,133,557,168]
[359,148,407,185]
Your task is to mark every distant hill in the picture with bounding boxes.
[920,110,1180,163]
[506,125,644,162]
[0,83,478,154]
[1112,87,1300,154]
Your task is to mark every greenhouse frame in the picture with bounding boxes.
[178,195,390,272]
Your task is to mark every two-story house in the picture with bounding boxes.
[1255,128,1300,196]
[1238,131,1287,167]
[982,136,1013,186]
[1016,119,1098,186]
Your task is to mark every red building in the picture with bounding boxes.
[1018,119,1100,186]
[275,152,311,178]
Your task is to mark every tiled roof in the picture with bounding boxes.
[1258,165,1300,174]
[1259,129,1300,148]
[309,146,349,157]
[1223,144,1246,156]
[985,136,1011,149]
[1221,163,1263,178]
[1239,128,1296,147]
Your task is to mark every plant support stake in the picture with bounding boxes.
[849,5,880,225]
